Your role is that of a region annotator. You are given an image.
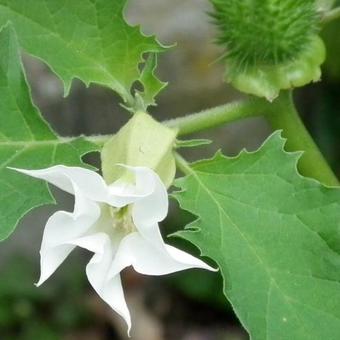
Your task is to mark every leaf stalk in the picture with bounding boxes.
[174,152,193,176]
[265,91,339,186]
[164,99,268,136]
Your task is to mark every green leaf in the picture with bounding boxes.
[174,131,340,339]
[137,53,167,109]
[101,111,177,187]
[0,0,165,104]
[0,24,97,241]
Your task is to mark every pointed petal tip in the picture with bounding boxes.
[126,323,132,338]
[7,167,44,178]
[163,244,219,274]
[35,274,47,287]
[191,258,218,272]
[7,166,42,173]
[120,305,132,338]
[205,264,219,272]
[194,256,218,272]
[7,166,24,172]
[35,268,52,287]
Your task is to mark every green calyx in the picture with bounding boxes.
[229,36,325,101]
[101,112,177,187]
[211,0,325,99]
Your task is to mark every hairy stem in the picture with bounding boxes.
[85,93,338,186]
[164,99,268,136]
[174,152,193,176]
[71,135,112,147]
[321,7,340,25]
[266,91,339,186]
[85,99,269,145]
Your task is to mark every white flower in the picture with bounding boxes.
[12,165,215,334]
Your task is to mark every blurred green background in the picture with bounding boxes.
[0,1,339,339]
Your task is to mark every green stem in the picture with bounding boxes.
[164,99,268,136]
[75,135,112,147]
[83,99,266,146]
[321,7,340,25]
[266,91,339,186]
[85,94,338,186]
[174,152,193,176]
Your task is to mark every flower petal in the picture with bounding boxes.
[109,232,216,278]
[132,167,168,225]
[109,166,168,226]
[37,185,100,286]
[108,165,154,199]
[113,167,169,247]
[10,165,106,197]
[9,165,127,207]
[72,233,131,333]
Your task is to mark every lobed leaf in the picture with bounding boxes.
[0,24,97,241]
[174,132,340,339]
[0,0,165,104]
[137,53,167,109]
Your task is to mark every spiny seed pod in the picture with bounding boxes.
[212,0,318,67]
[211,0,326,100]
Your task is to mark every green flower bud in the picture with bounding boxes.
[211,0,326,100]
[101,112,177,187]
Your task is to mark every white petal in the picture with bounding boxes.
[10,165,105,197]
[108,166,168,225]
[114,167,169,246]
[68,232,109,254]
[107,180,147,207]
[110,165,154,197]
[37,186,100,286]
[132,167,168,225]
[109,232,216,278]
[9,165,125,207]
[75,233,131,333]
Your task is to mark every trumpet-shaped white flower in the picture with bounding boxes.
[12,165,215,334]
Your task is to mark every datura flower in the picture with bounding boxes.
[12,165,214,334]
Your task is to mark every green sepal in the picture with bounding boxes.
[176,139,212,149]
[101,112,177,187]
[227,37,326,101]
